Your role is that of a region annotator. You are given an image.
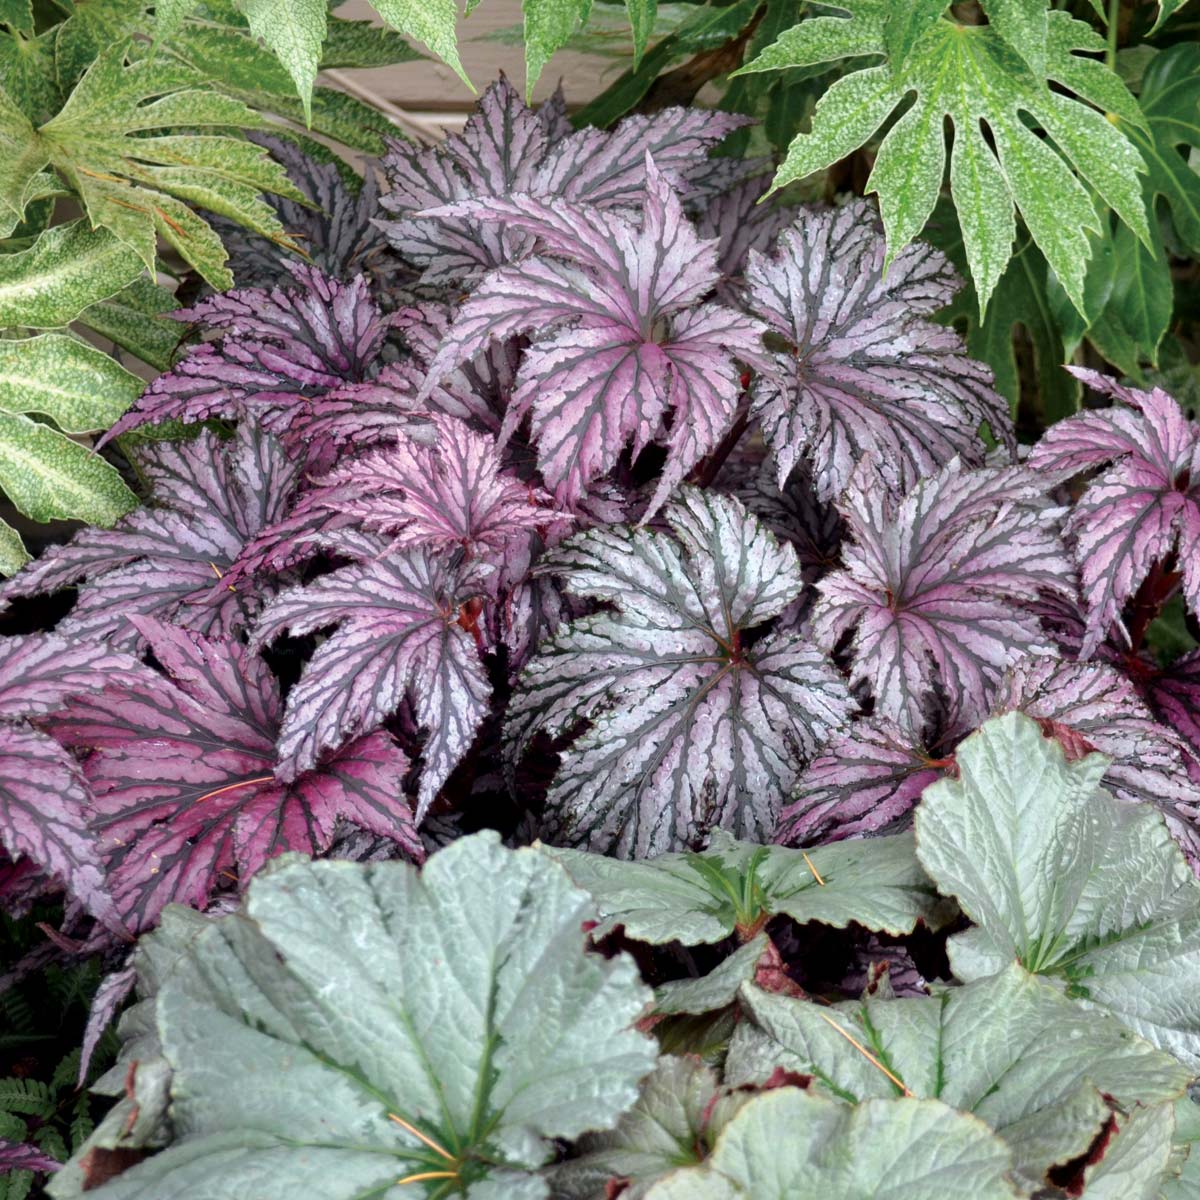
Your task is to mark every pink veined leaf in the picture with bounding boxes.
[745,200,1013,502]
[48,617,420,933]
[992,655,1199,841]
[506,489,853,857]
[0,634,143,720]
[379,76,747,284]
[1145,649,1200,765]
[420,157,768,514]
[811,459,1075,737]
[251,550,493,822]
[309,413,561,583]
[104,265,398,447]
[0,1139,60,1175]
[777,717,948,845]
[1028,367,1200,658]
[0,424,300,650]
[77,964,137,1086]
[841,936,929,999]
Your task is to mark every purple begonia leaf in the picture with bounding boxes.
[0,852,52,916]
[105,265,395,442]
[696,174,798,303]
[49,617,420,932]
[211,133,414,298]
[0,634,141,720]
[0,425,300,650]
[992,655,1199,829]
[77,963,136,1085]
[379,76,746,284]
[0,723,115,927]
[1146,649,1200,763]
[745,200,1013,502]
[421,159,768,513]
[310,413,559,581]
[252,550,493,822]
[0,1139,59,1175]
[778,717,947,845]
[841,935,929,999]
[507,489,853,857]
[811,459,1074,738]
[1029,367,1200,657]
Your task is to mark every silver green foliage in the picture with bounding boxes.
[915,710,1200,1070]
[59,834,657,1200]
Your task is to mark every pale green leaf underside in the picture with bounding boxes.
[238,0,325,122]
[524,0,592,91]
[736,5,1148,317]
[644,1090,1021,1199]
[74,835,656,1200]
[915,711,1200,1069]
[0,334,143,432]
[0,518,30,575]
[541,830,946,946]
[726,965,1188,1193]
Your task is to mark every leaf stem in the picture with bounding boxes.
[1106,0,1120,69]
[812,1010,913,1096]
[388,1113,456,1164]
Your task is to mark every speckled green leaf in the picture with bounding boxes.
[0,411,136,524]
[0,221,142,330]
[1152,0,1186,30]
[624,0,656,67]
[154,0,197,38]
[737,6,1147,317]
[0,335,142,433]
[0,0,34,34]
[915,712,1200,1069]
[373,0,468,87]
[524,0,591,91]
[233,84,396,154]
[0,518,29,575]
[319,16,423,66]
[0,84,48,224]
[239,0,325,119]
[75,279,180,373]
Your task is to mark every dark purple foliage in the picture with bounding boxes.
[421,157,769,513]
[746,200,1013,502]
[49,617,421,931]
[0,424,299,649]
[1147,649,1200,766]
[0,1139,59,1175]
[1029,368,1200,657]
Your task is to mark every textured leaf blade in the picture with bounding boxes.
[915,711,1200,1067]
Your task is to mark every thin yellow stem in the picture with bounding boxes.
[397,1170,459,1186]
[388,1113,456,1163]
[813,1010,913,1096]
[801,851,825,886]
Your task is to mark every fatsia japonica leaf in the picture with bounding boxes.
[914,711,1200,1068]
[63,834,657,1200]
[105,265,403,458]
[735,4,1149,317]
[745,202,1011,502]
[421,159,768,515]
[725,964,1189,1196]
[542,829,944,946]
[0,423,300,651]
[811,459,1073,737]
[378,76,746,285]
[1028,369,1200,658]
[644,1090,1020,1200]
[0,632,142,926]
[252,549,493,823]
[508,490,852,857]
[308,413,560,583]
[48,617,421,933]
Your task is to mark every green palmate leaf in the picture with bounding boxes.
[1152,0,1187,30]
[12,41,307,288]
[0,222,142,330]
[1048,216,1173,379]
[653,935,771,1018]
[914,712,1200,1069]
[0,413,135,528]
[552,1056,754,1200]
[73,279,180,373]
[736,4,1148,317]
[0,519,29,574]
[541,831,947,946]
[727,965,1190,1194]
[0,335,142,432]
[624,0,656,67]
[1117,43,1200,256]
[238,0,325,121]
[980,0,1047,76]
[644,1090,1020,1200]
[319,16,424,67]
[63,834,657,1200]
[927,201,1080,424]
[0,0,34,34]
